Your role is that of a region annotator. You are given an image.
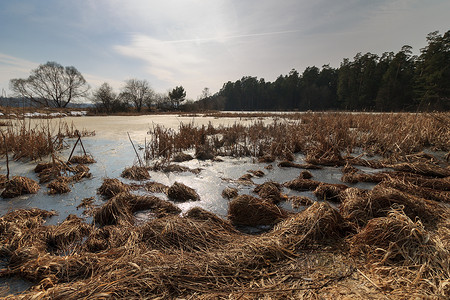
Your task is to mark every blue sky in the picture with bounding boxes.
[1,0,449,100]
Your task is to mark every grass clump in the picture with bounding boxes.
[97,178,131,198]
[121,165,150,181]
[1,176,40,198]
[167,182,200,202]
[228,194,288,226]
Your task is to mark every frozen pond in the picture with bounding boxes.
[0,114,380,225]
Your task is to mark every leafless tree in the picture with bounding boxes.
[91,82,117,113]
[120,79,154,112]
[10,61,89,107]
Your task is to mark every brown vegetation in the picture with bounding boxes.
[1,176,40,198]
[167,181,200,202]
[68,154,96,164]
[121,165,150,181]
[97,178,131,198]
[228,195,288,226]
[1,112,449,298]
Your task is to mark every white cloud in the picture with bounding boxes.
[0,53,38,95]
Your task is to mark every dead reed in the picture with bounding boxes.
[97,178,131,198]
[47,176,71,194]
[221,186,238,199]
[121,165,151,181]
[289,195,314,208]
[0,112,449,299]
[313,183,349,202]
[283,178,321,191]
[0,119,94,161]
[68,154,96,164]
[339,185,445,228]
[167,181,200,202]
[1,176,40,198]
[142,112,449,164]
[228,195,288,226]
[253,181,286,204]
[349,207,449,296]
[272,202,348,247]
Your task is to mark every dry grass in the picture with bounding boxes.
[1,112,449,299]
[289,195,314,208]
[142,112,449,165]
[339,185,445,228]
[272,202,348,247]
[253,181,286,204]
[0,119,94,161]
[313,183,349,202]
[97,178,131,198]
[172,152,194,162]
[167,181,200,202]
[349,208,450,297]
[221,186,238,199]
[1,176,40,198]
[228,195,288,226]
[47,176,71,194]
[121,165,151,181]
[283,178,321,191]
[68,154,96,164]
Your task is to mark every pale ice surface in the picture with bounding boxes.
[0,114,378,225]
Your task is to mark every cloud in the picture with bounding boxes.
[114,34,206,83]
[0,53,38,93]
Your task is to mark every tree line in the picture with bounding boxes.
[194,30,449,112]
[8,62,187,113]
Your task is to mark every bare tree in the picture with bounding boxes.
[120,79,154,112]
[10,61,89,107]
[92,82,117,113]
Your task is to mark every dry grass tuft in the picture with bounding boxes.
[299,170,313,179]
[140,215,237,252]
[185,207,237,232]
[349,208,449,294]
[128,194,181,217]
[121,165,151,181]
[253,181,285,204]
[391,162,450,178]
[47,176,71,194]
[97,178,131,198]
[93,192,134,226]
[341,171,386,183]
[221,186,238,199]
[139,181,169,194]
[228,194,288,226]
[1,176,40,198]
[340,185,445,228]
[283,178,321,191]
[167,181,200,202]
[69,154,96,164]
[172,152,194,162]
[45,215,92,253]
[272,202,347,247]
[289,195,314,208]
[313,183,349,202]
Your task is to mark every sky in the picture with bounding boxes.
[0,0,449,101]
